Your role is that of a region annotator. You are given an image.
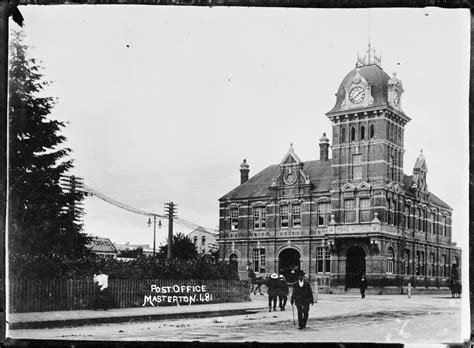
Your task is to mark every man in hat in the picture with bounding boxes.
[290,270,314,329]
[267,273,279,312]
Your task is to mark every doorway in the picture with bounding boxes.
[279,248,301,283]
[346,246,366,288]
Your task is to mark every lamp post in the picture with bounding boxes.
[148,216,162,257]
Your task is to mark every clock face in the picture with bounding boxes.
[393,90,400,106]
[284,171,297,185]
[349,87,365,104]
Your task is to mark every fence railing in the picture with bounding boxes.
[9,278,250,313]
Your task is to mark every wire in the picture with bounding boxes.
[82,184,215,232]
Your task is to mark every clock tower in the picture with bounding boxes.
[326,43,410,224]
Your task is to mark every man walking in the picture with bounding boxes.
[360,273,367,299]
[290,270,314,329]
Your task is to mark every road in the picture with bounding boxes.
[8,294,465,344]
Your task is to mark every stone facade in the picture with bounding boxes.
[218,46,461,293]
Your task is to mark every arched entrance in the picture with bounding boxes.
[346,246,366,288]
[279,248,301,283]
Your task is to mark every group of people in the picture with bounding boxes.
[248,265,315,329]
[266,273,289,311]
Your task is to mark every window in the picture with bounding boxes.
[389,154,395,180]
[231,209,239,230]
[387,248,394,274]
[360,125,365,140]
[404,249,410,275]
[415,250,420,276]
[417,208,422,231]
[370,124,375,139]
[430,212,435,234]
[292,204,301,227]
[352,154,362,179]
[428,253,435,277]
[317,247,331,273]
[404,205,410,229]
[344,199,355,223]
[420,251,425,276]
[254,207,266,230]
[280,205,289,228]
[202,236,206,245]
[253,248,266,273]
[441,254,447,277]
[387,200,392,225]
[193,236,198,245]
[341,127,346,143]
[317,203,331,226]
[359,198,371,222]
[441,216,447,237]
[351,127,356,142]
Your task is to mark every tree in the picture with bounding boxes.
[8,31,89,272]
[158,233,197,260]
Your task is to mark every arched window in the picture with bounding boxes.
[387,247,394,274]
[360,126,365,140]
[351,127,356,142]
[341,127,346,143]
[370,124,375,139]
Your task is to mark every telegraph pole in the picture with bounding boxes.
[164,202,177,259]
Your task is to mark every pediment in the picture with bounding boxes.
[357,181,371,190]
[341,182,356,191]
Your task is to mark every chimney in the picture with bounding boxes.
[240,159,250,184]
[319,133,330,161]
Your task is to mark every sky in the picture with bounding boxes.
[12,6,469,254]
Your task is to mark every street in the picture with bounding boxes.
[8,294,464,343]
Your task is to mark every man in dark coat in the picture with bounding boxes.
[360,274,367,299]
[290,270,314,329]
[277,274,289,311]
[267,273,279,312]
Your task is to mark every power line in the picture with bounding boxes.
[82,183,214,232]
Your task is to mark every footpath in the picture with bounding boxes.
[8,297,267,330]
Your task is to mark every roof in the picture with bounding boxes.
[220,159,333,201]
[328,64,389,114]
[220,165,451,210]
[402,175,451,210]
[87,237,118,254]
[187,226,218,237]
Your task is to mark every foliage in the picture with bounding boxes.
[157,233,198,260]
[117,247,143,258]
[9,253,239,280]
[8,30,90,273]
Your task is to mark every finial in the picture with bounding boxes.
[420,149,423,154]
[290,142,293,148]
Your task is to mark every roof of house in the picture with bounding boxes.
[220,159,333,200]
[87,237,118,254]
[220,160,451,210]
[187,226,218,237]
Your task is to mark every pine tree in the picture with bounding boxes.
[8,30,89,273]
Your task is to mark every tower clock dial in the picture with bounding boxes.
[349,87,365,104]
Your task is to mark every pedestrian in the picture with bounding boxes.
[290,270,314,329]
[277,274,289,311]
[247,263,263,295]
[267,273,279,312]
[360,273,367,299]
[93,269,112,310]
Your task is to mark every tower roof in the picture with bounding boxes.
[327,64,391,115]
